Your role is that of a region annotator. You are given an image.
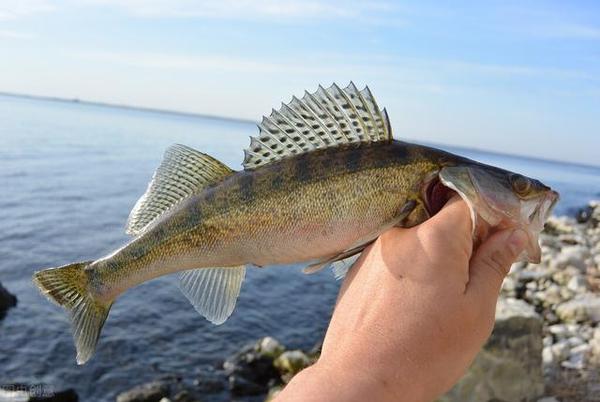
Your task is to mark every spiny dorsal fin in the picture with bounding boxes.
[242,82,392,170]
[179,266,246,324]
[126,144,234,236]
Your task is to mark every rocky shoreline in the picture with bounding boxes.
[501,201,600,401]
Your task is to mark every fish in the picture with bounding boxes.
[33,82,559,364]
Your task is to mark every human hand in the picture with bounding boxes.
[276,197,528,402]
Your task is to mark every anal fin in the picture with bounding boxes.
[179,266,246,325]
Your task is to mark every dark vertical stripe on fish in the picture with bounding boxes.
[271,175,284,191]
[188,202,203,226]
[239,173,255,203]
[345,147,362,173]
[129,247,145,260]
[294,155,311,182]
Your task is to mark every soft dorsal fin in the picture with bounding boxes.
[242,82,392,170]
[126,144,234,236]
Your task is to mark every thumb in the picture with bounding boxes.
[467,228,528,301]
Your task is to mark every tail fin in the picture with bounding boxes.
[33,261,111,365]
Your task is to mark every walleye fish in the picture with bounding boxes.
[33,83,558,364]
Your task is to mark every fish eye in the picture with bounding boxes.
[510,174,531,195]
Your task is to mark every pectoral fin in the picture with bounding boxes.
[303,242,372,275]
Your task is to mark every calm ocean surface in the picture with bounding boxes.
[1,95,599,401]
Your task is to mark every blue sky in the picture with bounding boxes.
[1,0,599,165]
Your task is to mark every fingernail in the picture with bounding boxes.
[508,229,528,255]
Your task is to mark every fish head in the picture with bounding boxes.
[436,163,559,263]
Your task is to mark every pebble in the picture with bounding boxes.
[548,324,568,338]
[567,275,588,292]
[550,340,570,361]
[591,328,600,357]
[541,285,563,306]
[542,346,555,366]
[556,295,600,323]
[562,344,591,370]
[567,336,584,347]
[552,245,589,270]
[570,343,591,358]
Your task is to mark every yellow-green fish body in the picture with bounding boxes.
[94,142,443,296]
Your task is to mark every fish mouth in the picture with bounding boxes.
[517,190,559,263]
[524,189,559,224]
[543,190,559,219]
[424,175,455,217]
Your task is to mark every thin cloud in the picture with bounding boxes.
[0,29,34,39]
[79,0,392,21]
[537,23,600,40]
[0,0,54,20]
[496,4,600,41]
[81,51,342,74]
[436,60,597,81]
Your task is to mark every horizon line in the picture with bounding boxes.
[1,90,598,170]
[0,90,256,126]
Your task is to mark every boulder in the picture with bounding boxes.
[31,388,78,402]
[265,386,283,401]
[576,205,594,224]
[258,336,285,359]
[223,339,281,396]
[273,350,312,382]
[440,298,544,402]
[0,282,17,319]
[115,376,198,402]
[116,380,171,402]
[193,370,225,394]
[228,375,264,396]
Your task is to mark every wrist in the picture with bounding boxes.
[278,358,419,402]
